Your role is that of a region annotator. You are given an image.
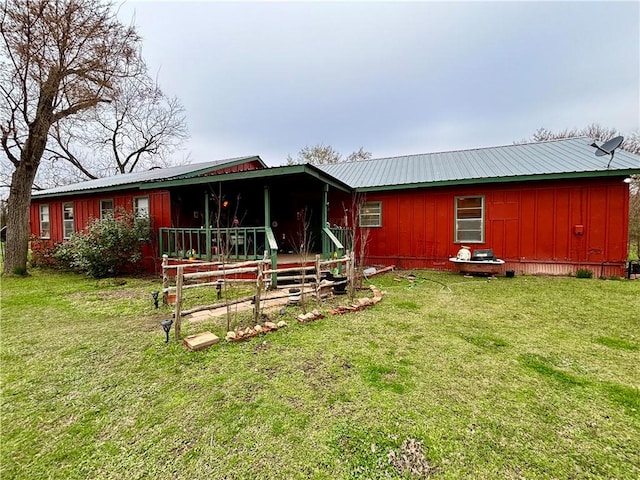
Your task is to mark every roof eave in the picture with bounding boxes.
[31,183,150,200]
[354,170,640,192]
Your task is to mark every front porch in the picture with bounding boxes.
[158,225,352,264]
[150,163,355,269]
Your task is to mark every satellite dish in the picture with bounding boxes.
[591,136,624,168]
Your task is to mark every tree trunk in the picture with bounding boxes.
[4,162,38,274]
[3,94,54,275]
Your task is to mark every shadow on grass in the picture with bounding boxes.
[460,333,509,350]
[594,336,639,351]
[520,353,639,416]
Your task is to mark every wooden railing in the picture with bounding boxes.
[159,226,273,261]
[323,226,352,259]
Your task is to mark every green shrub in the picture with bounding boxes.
[54,209,149,278]
[11,266,27,276]
[576,268,593,279]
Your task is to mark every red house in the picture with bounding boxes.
[30,137,640,277]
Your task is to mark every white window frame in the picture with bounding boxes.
[359,201,382,228]
[100,199,114,219]
[62,202,75,239]
[454,195,484,243]
[133,196,149,219]
[39,204,50,239]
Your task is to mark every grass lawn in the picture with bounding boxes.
[1,269,639,479]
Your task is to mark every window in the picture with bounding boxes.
[359,201,382,227]
[63,203,75,239]
[133,197,149,218]
[100,199,114,219]
[455,196,484,243]
[39,204,50,239]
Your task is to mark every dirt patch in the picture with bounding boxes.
[387,438,437,478]
[67,289,145,301]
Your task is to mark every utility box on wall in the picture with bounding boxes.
[574,224,584,236]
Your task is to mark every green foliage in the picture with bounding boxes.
[54,209,149,277]
[10,266,27,276]
[576,268,593,278]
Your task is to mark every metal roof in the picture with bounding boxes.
[138,162,353,193]
[32,156,264,197]
[30,138,640,198]
[318,137,640,190]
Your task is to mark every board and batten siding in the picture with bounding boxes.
[337,177,629,276]
[31,190,168,235]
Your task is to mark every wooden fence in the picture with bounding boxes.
[161,252,353,340]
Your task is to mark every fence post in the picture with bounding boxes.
[162,254,169,305]
[315,254,321,300]
[205,192,211,261]
[270,250,278,288]
[175,266,184,340]
[254,262,262,324]
[349,250,356,288]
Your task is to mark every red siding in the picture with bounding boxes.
[30,175,631,277]
[330,177,630,276]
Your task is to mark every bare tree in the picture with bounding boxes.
[345,147,372,163]
[290,207,313,313]
[518,123,640,155]
[344,192,371,300]
[1,0,143,274]
[44,75,188,180]
[287,143,372,165]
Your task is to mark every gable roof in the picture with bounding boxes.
[137,162,353,192]
[318,137,640,191]
[32,156,265,198]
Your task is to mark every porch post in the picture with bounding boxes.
[264,185,277,287]
[264,185,271,229]
[322,183,328,227]
[204,192,211,260]
[322,183,329,258]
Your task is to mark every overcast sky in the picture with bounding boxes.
[117,0,640,166]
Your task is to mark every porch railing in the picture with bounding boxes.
[322,226,351,259]
[159,227,273,261]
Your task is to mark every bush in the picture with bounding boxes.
[29,235,59,268]
[54,209,149,278]
[576,268,593,279]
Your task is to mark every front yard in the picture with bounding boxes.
[1,269,638,479]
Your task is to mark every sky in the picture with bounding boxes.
[117,0,640,167]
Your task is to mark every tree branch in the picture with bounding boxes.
[51,97,111,123]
